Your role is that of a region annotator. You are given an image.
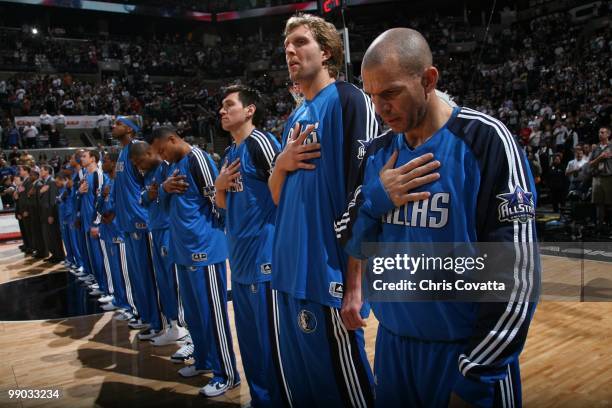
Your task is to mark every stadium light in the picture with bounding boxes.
[31,27,39,35]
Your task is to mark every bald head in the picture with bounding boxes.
[362,28,432,75]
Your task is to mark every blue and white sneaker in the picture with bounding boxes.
[199,376,240,397]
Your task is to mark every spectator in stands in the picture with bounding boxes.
[8,146,20,162]
[22,123,38,148]
[39,109,53,133]
[54,111,66,133]
[547,153,568,213]
[5,125,21,149]
[0,175,16,209]
[589,126,612,232]
[565,146,589,191]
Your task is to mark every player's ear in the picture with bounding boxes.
[246,104,256,119]
[421,66,438,96]
[321,47,331,63]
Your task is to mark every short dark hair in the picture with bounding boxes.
[129,140,151,160]
[19,165,31,173]
[148,126,177,144]
[106,152,119,163]
[41,164,53,174]
[85,149,100,162]
[222,84,265,127]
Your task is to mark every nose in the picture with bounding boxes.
[285,43,296,57]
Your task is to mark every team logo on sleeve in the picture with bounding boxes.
[297,309,317,333]
[135,222,147,229]
[161,246,168,257]
[116,162,124,172]
[131,232,141,240]
[260,263,272,275]
[357,140,368,160]
[496,185,535,223]
[329,282,344,299]
[192,252,208,262]
[112,237,124,244]
[202,186,215,197]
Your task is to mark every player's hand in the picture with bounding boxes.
[275,123,321,172]
[40,185,49,193]
[48,216,54,224]
[448,392,473,408]
[215,159,241,191]
[379,151,440,207]
[102,213,115,224]
[90,227,99,238]
[67,178,74,189]
[601,150,611,159]
[102,184,110,198]
[148,182,159,201]
[23,211,29,218]
[162,169,189,194]
[341,286,367,331]
[79,180,89,194]
[16,214,22,220]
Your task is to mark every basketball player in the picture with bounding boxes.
[340,28,540,407]
[215,84,283,406]
[267,13,378,406]
[149,127,240,397]
[130,141,188,346]
[78,149,108,297]
[98,152,139,319]
[112,116,163,336]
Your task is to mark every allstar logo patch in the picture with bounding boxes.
[497,185,535,223]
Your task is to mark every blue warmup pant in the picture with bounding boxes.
[233,281,285,407]
[148,229,179,324]
[99,237,131,311]
[60,223,75,266]
[374,324,522,408]
[176,262,239,385]
[85,233,107,293]
[272,290,374,408]
[124,230,162,330]
[69,223,84,269]
[114,236,138,315]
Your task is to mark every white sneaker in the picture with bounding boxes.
[128,319,150,330]
[74,269,86,277]
[114,311,134,321]
[98,295,114,303]
[78,274,95,282]
[101,303,118,311]
[89,283,100,289]
[89,289,103,296]
[138,328,161,340]
[199,377,240,397]
[150,325,189,346]
[178,364,211,378]
[170,342,194,363]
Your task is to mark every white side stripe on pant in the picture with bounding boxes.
[207,265,234,386]
[271,290,293,407]
[99,239,114,294]
[330,309,367,408]
[118,242,138,315]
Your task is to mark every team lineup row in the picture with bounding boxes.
[15,13,540,408]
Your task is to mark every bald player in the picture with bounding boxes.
[339,28,540,407]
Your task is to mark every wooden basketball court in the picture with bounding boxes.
[0,241,611,407]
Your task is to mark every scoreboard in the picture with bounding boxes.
[318,0,345,15]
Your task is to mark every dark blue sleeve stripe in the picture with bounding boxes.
[455,108,536,377]
[191,147,214,189]
[251,130,276,168]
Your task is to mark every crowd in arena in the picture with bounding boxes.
[1,9,611,233]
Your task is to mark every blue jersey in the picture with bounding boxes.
[98,177,123,241]
[224,128,280,285]
[70,169,84,223]
[272,81,380,308]
[79,167,104,230]
[56,186,69,224]
[114,140,148,232]
[141,161,170,231]
[341,107,540,384]
[167,146,227,267]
